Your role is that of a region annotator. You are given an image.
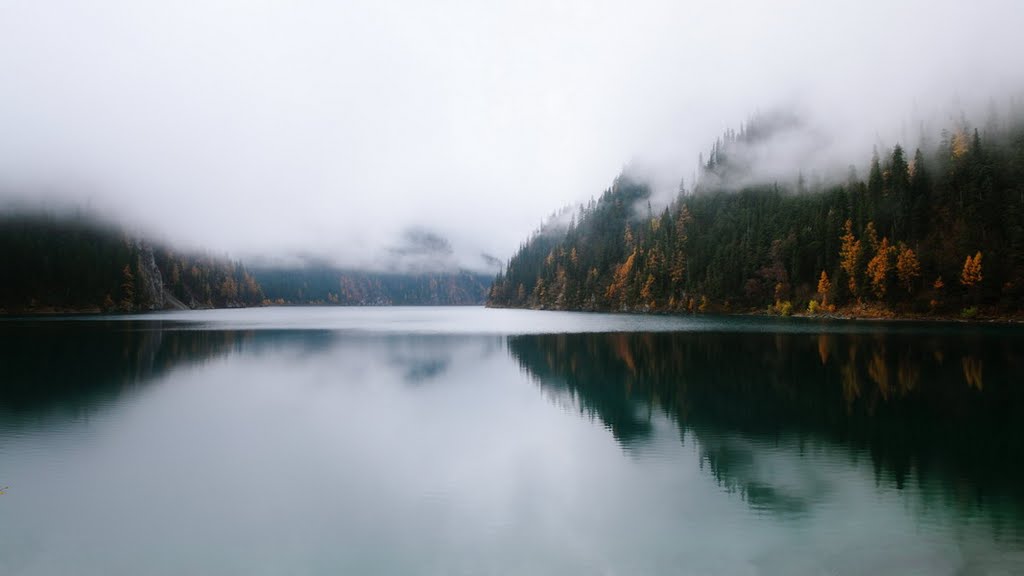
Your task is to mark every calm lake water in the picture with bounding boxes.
[2,307,1023,575]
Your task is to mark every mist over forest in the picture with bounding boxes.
[1,1,1024,316]
[3,1,1024,269]
[490,105,1024,319]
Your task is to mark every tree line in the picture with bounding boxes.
[253,266,492,306]
[489,112,1024,318]
[0,212,263,313]
[0,212,493,313]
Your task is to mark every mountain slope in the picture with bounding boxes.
[488,114,1024,317]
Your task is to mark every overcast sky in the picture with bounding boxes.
[1,0,1023,270]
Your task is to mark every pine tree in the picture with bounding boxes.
[889,145,911,239]
[909,148,931,242]
[669,204,691,296]
[120,264,135,311]
[867,148,883,217]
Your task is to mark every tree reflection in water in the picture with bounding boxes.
[507,328,1024,528]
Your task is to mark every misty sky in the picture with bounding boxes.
[2,0,1023,270]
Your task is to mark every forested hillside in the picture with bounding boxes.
[0,213,264,313]
[0,212,492,313]
[254,267,492,306]
[488,113,1024,317]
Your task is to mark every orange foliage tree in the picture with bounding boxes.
[866,237,893,300]
[606,249,637,305]
[838,219,862,298]
[895,244,921,294]
[960,251,983,287]
[817,271,831,307]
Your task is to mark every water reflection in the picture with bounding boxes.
[3,314,1024,574]
[0,323,253,421]
[507,329,1024,527]
[0,323,494,424]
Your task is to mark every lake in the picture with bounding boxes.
[1,307,1023,575]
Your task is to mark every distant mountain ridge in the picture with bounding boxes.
[0,213,492,314]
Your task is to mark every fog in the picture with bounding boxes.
[1,0,1022,271]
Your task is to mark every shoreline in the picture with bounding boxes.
[485,302,1024,325]
[4,302,1023,326]
[0,302,488,318]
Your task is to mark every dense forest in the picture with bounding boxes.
[0,212,492,313]
[0,213,264,313]
[254,267,492,306]
[488,112,1024,318]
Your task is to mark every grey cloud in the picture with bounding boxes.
[1,0,1022,266]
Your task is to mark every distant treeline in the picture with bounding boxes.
[489,112,1024,317]
[0,212,492,314]
[0,213,263,313]
[253,267,492,306]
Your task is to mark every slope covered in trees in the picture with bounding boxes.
[254,267,492,306]
[489,113,1024,318]
[0,213,264,313]
[0,212,493,314]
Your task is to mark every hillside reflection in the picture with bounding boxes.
[0,322,338,423]
[0,322,485,424]
[507,329,1024,525]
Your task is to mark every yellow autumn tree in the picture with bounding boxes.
[960,251,983,287]
[220,276,238,302]
[864,221,880,254]
[839,219,862,298]
[606,249,637,305]
[645,245,662,275]
[895,244,921,294]
[866,237,893,300]
[817,271,831,307]
[640,273,656,308]
[553,266,569,308]
[243,272,261,302]
[951,128,970,159]
[533,278,546,305]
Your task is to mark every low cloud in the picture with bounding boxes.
[1,0,1022,264]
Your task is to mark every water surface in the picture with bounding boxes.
[2,307,1023,575]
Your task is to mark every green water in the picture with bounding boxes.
[1,307,1023,575]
